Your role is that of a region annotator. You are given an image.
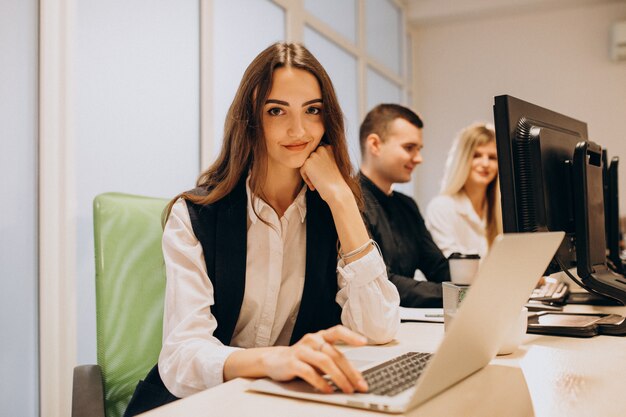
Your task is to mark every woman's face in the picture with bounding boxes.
[465,141,498,189]
[262,67,325,172]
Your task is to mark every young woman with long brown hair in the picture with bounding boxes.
[124,43,400,416]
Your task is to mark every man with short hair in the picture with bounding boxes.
[359,103,450,307]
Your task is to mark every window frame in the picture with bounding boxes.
[199,0,415,169]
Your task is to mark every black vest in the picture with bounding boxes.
[123,179,343,417]
[185,178,342,346]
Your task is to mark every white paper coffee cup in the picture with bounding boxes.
[448,253,480,285]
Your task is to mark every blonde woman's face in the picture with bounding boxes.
[262,67,325,172]
[466,141,498,188]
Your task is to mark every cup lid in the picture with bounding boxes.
[448,252,480,260]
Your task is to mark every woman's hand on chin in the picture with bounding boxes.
[300,145,351,204]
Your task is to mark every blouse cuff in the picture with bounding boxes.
[160,344,243,398]
[200,345,243,390]
[337,247,386,288]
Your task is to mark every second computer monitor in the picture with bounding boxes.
[493,95,588,272]
[606,156,623,273]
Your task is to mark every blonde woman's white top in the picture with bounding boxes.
[425,191,488,259]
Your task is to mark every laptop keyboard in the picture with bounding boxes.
[331,351,432,396]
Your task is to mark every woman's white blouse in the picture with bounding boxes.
[158,182,400,398]
[425,191,488,259]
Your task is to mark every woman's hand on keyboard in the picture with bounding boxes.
[261,325,369,394]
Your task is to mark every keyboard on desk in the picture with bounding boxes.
[529,279,569,302]
[331,352,432,396]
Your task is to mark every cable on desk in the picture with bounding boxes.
[554,255,606,297]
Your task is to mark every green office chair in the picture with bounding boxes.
[72,193,169,417]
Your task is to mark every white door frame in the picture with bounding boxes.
[39,0,77,416]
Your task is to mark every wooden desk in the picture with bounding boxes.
[141,304,626,417]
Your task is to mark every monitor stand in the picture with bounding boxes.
[579,270,626,335]
[607,256,626,277]
[566,289,623,306]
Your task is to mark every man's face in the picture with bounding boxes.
[373,118,424,184]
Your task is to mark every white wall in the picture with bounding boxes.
[411,1,626,214]
[0,0,39,415]
[74,0,200,364]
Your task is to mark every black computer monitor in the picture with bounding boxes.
[493,95,587,273]
[602,149,610,246]
[495,94,626,311]
[572,141,608,277]
[606,156,623,274]
[571,141,626,312]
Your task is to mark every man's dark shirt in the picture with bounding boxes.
[359,173,450,307]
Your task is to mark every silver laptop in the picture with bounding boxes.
[248,232,564,413]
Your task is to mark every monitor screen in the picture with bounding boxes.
[494,95,588,272]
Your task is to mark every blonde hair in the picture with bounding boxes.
[440,122,502,247]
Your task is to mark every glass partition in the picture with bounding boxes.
[367,67,402,110]
[365,0,402,75]
[212,0,285,162]
[304,27,360,164]
[305,0,357,44]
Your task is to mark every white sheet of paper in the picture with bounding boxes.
[399,307,445,323]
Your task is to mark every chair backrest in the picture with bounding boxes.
[93,193,169,417]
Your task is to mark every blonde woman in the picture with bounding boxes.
[425,123,502,259]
